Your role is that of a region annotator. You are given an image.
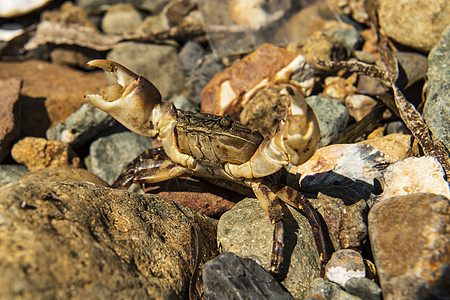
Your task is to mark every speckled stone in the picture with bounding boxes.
[325,249,365,287]
[308,278,361,300]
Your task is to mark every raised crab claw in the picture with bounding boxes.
[85,59,328,275]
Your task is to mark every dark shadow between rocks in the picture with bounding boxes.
[19,95,50,137]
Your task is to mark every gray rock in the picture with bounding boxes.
[0,78,21,163]
[101,4,143,34]
[325,249,365,287]
[345,277,381,300]
[386,120,410,135]
[368,193,450,299]
[46,104,116,148]
[170,95,198,112]
[378,0,450,52]
[305,96,349,147]
[0,165,27,187]
[0,180,218,299]
[423,25,450,151]
[217,198,321,299]
[308,278,362,300]
[394,51,428,89]
[85,131,153,185]
[331,27,361,56]
[202,252,295,300]
[178,41,206,75]
[107,42,186,99]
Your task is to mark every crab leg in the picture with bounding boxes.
[112,147,191,190]
[251,182,285,274]
[272,184,329,277]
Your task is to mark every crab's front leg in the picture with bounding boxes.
[112,147,192,190]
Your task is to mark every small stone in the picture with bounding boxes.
[423,25,450,151]
[379,156,450,201]
[345,94,377,122]
[330,27,361,56]
[18,167,108,187]
[394,51,428,89]
[46,103,116,147]
[368,193,450,299]
[345,277,381,300]
[305,96,349,147]
[49,48,92,70]
[385,120,410,135]
[101,4,142,34]
[378,0,450,52]
[358,133,412,161]
[0,78,22,163]
[107,42,185,99]
[11,137,81,171]
[325,249,365,287]
[202,252,295,300]
[308,278,362,300]
[86,131,153,185]
[292,143,392,199]
[323,73,357,100]
[0,165,28,187]
[218,197,321,299]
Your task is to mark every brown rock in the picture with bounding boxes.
[368,193,450,299]
[11,137,81,170]
[0,60,107,136]
[200,44,300,118]
[0,78,22,163]
[358,133,412,160]
[345,94,377,122]
[322,73,357,101]
[0,180,218,299]
[19,167,108,187]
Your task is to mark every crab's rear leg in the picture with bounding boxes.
[112,147,191,190]
[272,184,329,277]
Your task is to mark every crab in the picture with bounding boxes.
[85,59,328,275]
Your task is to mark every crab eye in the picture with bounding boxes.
[220,115,231,128]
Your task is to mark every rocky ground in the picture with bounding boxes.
[0,0,449,299]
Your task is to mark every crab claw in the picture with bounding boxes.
[85,59,162,137]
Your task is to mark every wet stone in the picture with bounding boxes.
[308,278,362,300]
[85,131,153,185]
[305,96,349,147]
[344,277,382,300]
[0,165,28,187]
[368,193,450,300]
[46,103,116,148]
[325,249,365,287]
[202,252,295,300]
[0,78,21,163]
[217,197,320,299]
[11,137,81,171]
[0,180,218,299]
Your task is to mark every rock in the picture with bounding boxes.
[385,120,410,135]
[0,60,108,136]
[178,41,206,75]
[305,96,349,147]
[86,131,153,185]
[46,103,116,148]
[377,0,450,52]
[330,27,361,56]
[345,277,382,300]
[292,143,391,199]
[379,156,450,201]
[11,137,81,171]
[0,180,218,299]
[0,0,52,18]
[0,165,28,187]
[200,44,309,118]
[322,73,357,100]
[202,252,295,300]
[325,249,365,287]
[77,0,169,13]
[358,134,412,161]
[217,198,321,299]
[49,48,92,70]
[101,4,142,34]
[19,167,108,187]
[0,78,21,163]
[394,51,428,89]
[315,186,368,251]
[423,25,450,151]
[308,278,362,300]
[345,94,377,122]
[107,42,185,99]
[368,193,450,299]
[170,95,198,112]
[329,0,369,24]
